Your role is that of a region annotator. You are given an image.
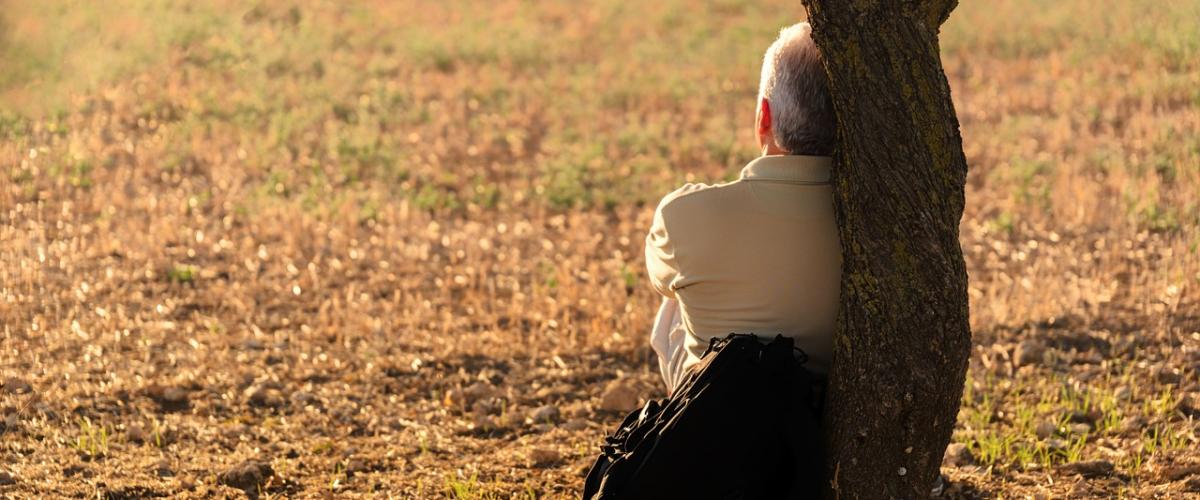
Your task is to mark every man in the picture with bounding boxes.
[646,22,841,393]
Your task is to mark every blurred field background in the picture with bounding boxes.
[1,0,1198,497]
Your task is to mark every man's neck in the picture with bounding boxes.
[761,143,789,156]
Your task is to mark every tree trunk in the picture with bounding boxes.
[798,1,971,498]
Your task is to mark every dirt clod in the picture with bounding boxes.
[145,385,190,412]
[463,382,495,406]
[598,379,639,412]
[1013,341,1046,367]
[152,459,174,477]
[528,448,561,467]
[530,405,560,423]
[1162,464,1200,482]
[218,460,274,493]
[345,458,368,477]
[1,378,32,394]
[1034,421,1056,439]
[63,464,91,478]
[943,442,974,467]
[1057,459,1114,478]
[246,387,284,408]
[125,424,147,444]
[471,397,503,417]
[473,414,500,430]
[0,471,15,485]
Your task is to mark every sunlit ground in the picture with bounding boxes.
[1,0,1198,497]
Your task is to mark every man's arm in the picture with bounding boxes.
[645,203,680,299]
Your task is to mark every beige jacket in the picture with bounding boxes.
[645,155,842,375]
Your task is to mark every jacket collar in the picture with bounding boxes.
[740,155,832,185]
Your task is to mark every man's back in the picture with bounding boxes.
[646,155,842,374]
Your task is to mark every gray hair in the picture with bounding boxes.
[758,22,835,156]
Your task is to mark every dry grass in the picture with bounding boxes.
[1,0,1198,497]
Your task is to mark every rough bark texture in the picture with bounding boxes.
[798,1,971,498]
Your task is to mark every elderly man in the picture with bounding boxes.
[647,22,841,392]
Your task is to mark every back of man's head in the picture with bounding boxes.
[758,23,836,156]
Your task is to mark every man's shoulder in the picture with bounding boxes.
[655,179,745,216]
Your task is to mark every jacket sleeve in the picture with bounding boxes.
[645,201,681,299]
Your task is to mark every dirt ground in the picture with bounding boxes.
[2,0,1199,498]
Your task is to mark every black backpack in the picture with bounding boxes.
[583,334,826,499]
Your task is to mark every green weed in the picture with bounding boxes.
[74,417,109,459]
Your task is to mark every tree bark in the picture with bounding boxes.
[798,1,971,498]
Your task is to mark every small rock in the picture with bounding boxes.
[472,414,500,430]
[222,424,251,441]
[345,458,368,477]
[161,387,188,404]
[1162,464,1200,482]
[1068,423,1092,435]
[528,448,561,467]
[1035,421,1057,439]
[246,387,284,408]
[1047,438,1069,451]
[125,424,147,444]
[530,405,560,423]
[942,443,974,467]
[1058,460,1114,478]
[152,459,174,477]
[471,398,502,417]
[1154,365,1182,384]
[1068,410,1098,425]
[217,460,274,492]
[463,382,495,405]
[1013,341,1045,367]
[63,464,92,478]
[146,385,189,411]
[177,475,197,491]
[0,471,14,485]
[598,379,640,412]
[1,378,32,394]
[1113,386,1132,401]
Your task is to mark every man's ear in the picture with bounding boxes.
[758,98,772,135]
